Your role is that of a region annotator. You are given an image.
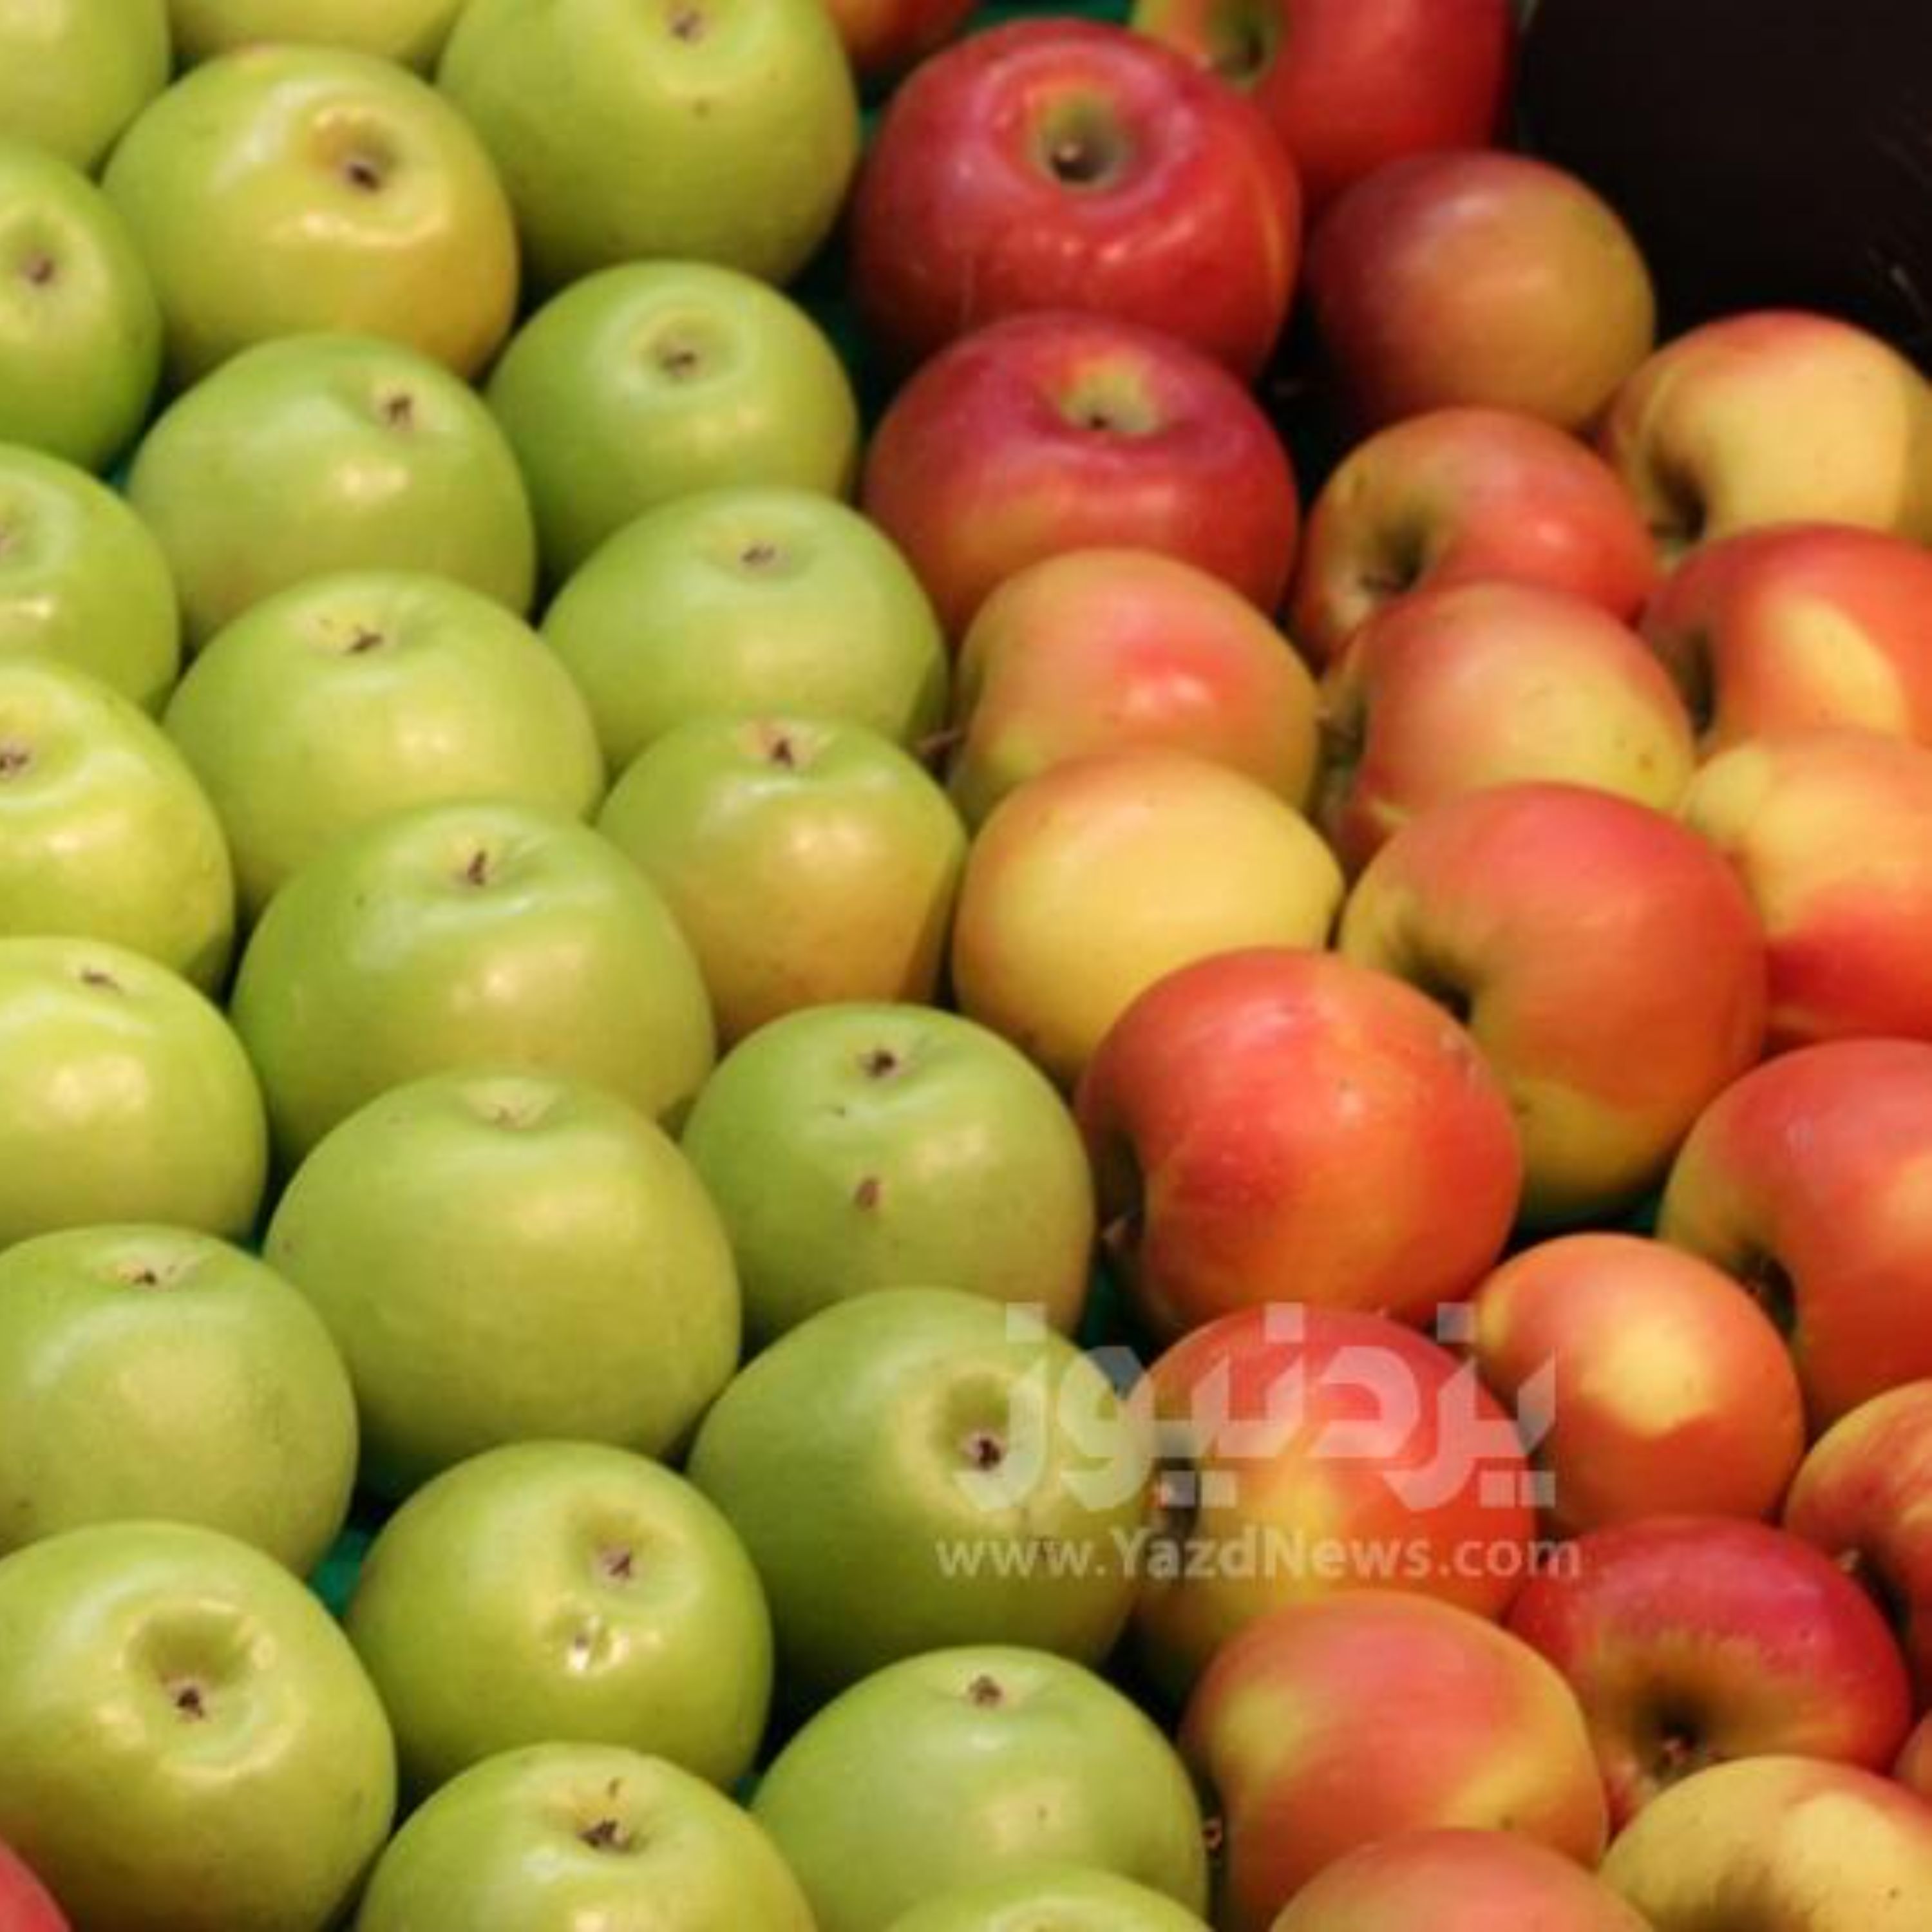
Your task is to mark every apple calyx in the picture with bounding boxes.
[965,1672,1007,1708]
[0,739,32,778]
[860,1046,902,1079]
[597,1546,638,1583]
[18,252,55,288]
[579,1815,636,1854]
[459,847,494,889]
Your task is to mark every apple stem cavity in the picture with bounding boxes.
[1742,1255,1799,1340]
[739,540,782,571]
[962,1430,1006,1471]
[853,1175,883,1211]
[460,848,493,889]
[668,3,707,41]
[598,1547,636,1583]
[19,252,55,287]
[965,1673,1005,1708]
[0,740,32,778]
[580,1817,635,1854]
[860,1048,901,1080]
[346,627,386,655]
[378,391,416,431]
[77,965,122,993]
[169,1681,209,1722]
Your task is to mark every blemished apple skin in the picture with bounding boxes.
[1269,1828,1649,1932]
[1473,1235,1806,1537]
[1289,406,1658,670]
[1659,1039,1932,1429]
[1340,783,1768,1224]
[851,21,1302,380]
[1641,524,1932,754]
[0,1839,66,1932]
[1076,948,1520,1336]
[1508,1517,1912,1828]
[862,312,1302,639]
[948,549,1321,828]
[1130,0,1514,216]
[1135,1306,1539,1701]
[1598,1756,1932,1931]
[1600,311,1932,562]
[825,0,974,84]
[1783,1379,1932,1704]
[950,752,1343,1088]
[1305,150,1656,433]
[1320,582,1696,876]
[1183,1595,1608,1932]
[1680,730,1932,1048]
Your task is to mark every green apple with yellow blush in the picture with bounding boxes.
[0,0,170,173]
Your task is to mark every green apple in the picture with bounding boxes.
[542,486,947,773]
[104,47,518,384]
[0,1227,355,1574]
[488,264,859,583]
[0,445,179,708]
[263,1069,741,1497]
[0,140,160,470]
[598,716,965,1046]
[346,1441,771,1796]
[753,1647,1210,1932]
[0,656,234,987]
[171,0,469,70]
[0,1520,395,1932]
[437,0,858,290]
[0,0,170,173]
[886,1867,1211,1932]
[357,1743,815,1932]
[688,1289,1148,1700]
[681,1004,1095,1345]
[127,332,538,649]
[0,937,267,1248]
[165,571,604,921]
[230,800,714,1166]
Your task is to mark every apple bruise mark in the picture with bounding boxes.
[0,739,32,779]
[965,1672,1005,1709]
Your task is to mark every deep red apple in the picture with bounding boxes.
[1132,0,1517,215]
[851,21,1302,379]
[0,1842,66,1932]
[1306,150,1656,432]
[1077,948,1522,1338]
[1290,406,1658,668]
[862,312,1301,638]
[1509,1517,1912,1828]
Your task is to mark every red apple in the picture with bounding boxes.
[1473,1235,1806,1537]
[825,0,974,85]
[851,21,1301,379]
[1783,1381,1932,1705]
[1509,1517,1911,1828]
[1601,311,1932,563]
[1183,1593,1607,1931]
[949,752,1343,1088]
[0,1842,66,1932]
[862,312,1300,638]
[1271,1828,1649,1932]
[947,547,1321,828]
[1340,784,1766,1223]
[1660,1039,1932,1428]
[1289,406,1658,670]
[1135,1305,1540,1700]
[1320,582,1696,876]
[1305,150,1656,433]
[1681,730,1932,1049]
[1898,1718,1932,1801]
[1132,0,1515,215]
[1077,948,1521,1338]
[1641,524,1932,754]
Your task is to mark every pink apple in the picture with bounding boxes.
[949,752,1343,1087]
[862,312,1300,638]
[947,547,1321,828]
[1320,582,1696,875]
[1340,784,1766,1223]
[1783,1380,1932,1704]
[1681,729,1932,1048]
[1660,1039,1932,1428]
[1075,947,1520,1337]
[1136,1305,1540,1700]
[1601,311,1932,562]
[1509,1517,1911,1828]
[1131,0,1514,215]
[1183,1594,1606,1932]
[1272,1829,1649,1932]
[851,21,1300,379]
[1473,1235,1806,1537]
[1641,524,1932,753]
[1305,150,1656,432]
[1290,406,1658,669]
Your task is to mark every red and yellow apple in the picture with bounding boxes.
[1319,582,1696,875]
[947,548,1320,828]
[1290,406,1657,669]
[1473,1235,1806,1536]
[1340,783,1766,1222]
[1076,947,1520,1337]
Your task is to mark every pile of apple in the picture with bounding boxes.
[4,1,1932,1929]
